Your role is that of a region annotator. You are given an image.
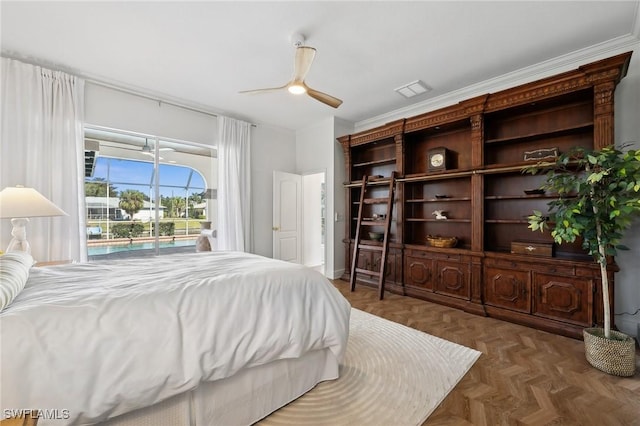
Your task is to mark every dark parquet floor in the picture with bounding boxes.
[331,279,640,426]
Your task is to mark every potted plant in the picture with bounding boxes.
[526,144,640,376]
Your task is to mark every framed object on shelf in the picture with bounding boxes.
[523,147,558,161]
[427,147,449,172]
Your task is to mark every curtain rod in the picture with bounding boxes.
[87,79,256,127]
[86,79,218,118]
[2,52,256,127]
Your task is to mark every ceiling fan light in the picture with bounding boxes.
[288,84,307,95]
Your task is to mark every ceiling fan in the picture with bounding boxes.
[239,34,343,109]
[141,139,174,160]
[142,139,174,153]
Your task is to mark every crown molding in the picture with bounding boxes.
[354,32,640,133]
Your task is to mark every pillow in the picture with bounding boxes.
[0,251,34,312]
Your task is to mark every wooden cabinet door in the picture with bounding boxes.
[533,273,593,327]
[404,255,434,291]
[357,249,373,269]
[372,250,398,283]
[484,266,531,313]
[434,260,470,300]
[349,249,374,284]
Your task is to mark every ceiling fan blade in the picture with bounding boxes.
[141,151,164,160]
[306,87,343,108]
[292,46,316,81]
[239,84,288,94]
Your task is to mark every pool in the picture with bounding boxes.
[88,239,196,256]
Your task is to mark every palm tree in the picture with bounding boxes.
[118,189,145,219]
[85,178,118,197]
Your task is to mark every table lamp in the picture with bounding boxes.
[0,185,68,254]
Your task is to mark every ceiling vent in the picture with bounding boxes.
[395,80,431,98]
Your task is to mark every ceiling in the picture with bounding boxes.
[1,1,639,132]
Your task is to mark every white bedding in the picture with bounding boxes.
[0,251,351,425]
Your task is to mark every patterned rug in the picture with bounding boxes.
[259,308,481,426]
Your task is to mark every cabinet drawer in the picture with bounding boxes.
[485,257,575,276]
[406,249,430,258]
[406,249,461,261]
[511,241,553,257]
[533,273,593,327]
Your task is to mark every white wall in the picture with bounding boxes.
[333,118,353,278]
[251,124,297,257]
[296,118,334,275]
[613,42,640,339]
[85,83,216,146]
[302,173,325,267]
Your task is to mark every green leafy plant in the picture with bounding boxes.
[526,145,640,339]
[152,221,175,236]
[111,222,145,238]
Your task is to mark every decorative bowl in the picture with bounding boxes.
[368,232,384,242]
[426,235,458,248]
[434,194,450,199]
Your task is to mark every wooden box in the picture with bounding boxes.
[510,241,553,257]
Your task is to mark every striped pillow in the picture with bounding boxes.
[0,251,34,312]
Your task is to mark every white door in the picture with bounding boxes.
[273,171,302,263]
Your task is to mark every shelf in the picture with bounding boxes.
[344,178,393,188]
[406,218,471,223]
[486,194,577,200]
[352,157,396,168]
[406,197,471,203]
[405,243,473,253]
[485,219,530,224]
[399,170,473,182]
[484,249,592,263]
[485,194,555,200]
[352,218,396,224]
[484,122,593,145]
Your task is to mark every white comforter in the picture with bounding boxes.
[0,251,351,425]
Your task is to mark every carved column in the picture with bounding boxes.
[593,81,615,150]
[469,114,483,167]
[339,137,352,279]
[469,114,484,253]
[394,131,405,252]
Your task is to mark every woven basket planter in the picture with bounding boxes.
[583,328,636,377]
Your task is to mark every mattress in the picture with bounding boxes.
[0,251,351,425]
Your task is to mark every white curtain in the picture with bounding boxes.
[216,116,252,252]
[0,58,87,263]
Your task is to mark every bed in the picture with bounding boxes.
[0,251,351,425]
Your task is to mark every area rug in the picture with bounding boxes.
[259,308,481,426]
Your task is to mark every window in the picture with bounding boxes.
[84,127,216,259]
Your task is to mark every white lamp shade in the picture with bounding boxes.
[0,186,68,218]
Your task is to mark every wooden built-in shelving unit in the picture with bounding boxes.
[338,52,632,338]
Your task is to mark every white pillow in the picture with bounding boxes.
[0,251,34,312]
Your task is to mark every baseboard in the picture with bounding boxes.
[615,317,640,341]
[328,268,345,280]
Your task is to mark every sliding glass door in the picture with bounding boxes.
[84,126,216,259]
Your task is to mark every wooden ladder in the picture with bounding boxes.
[349,171,397,300]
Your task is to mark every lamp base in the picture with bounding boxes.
[6,217,31,254]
